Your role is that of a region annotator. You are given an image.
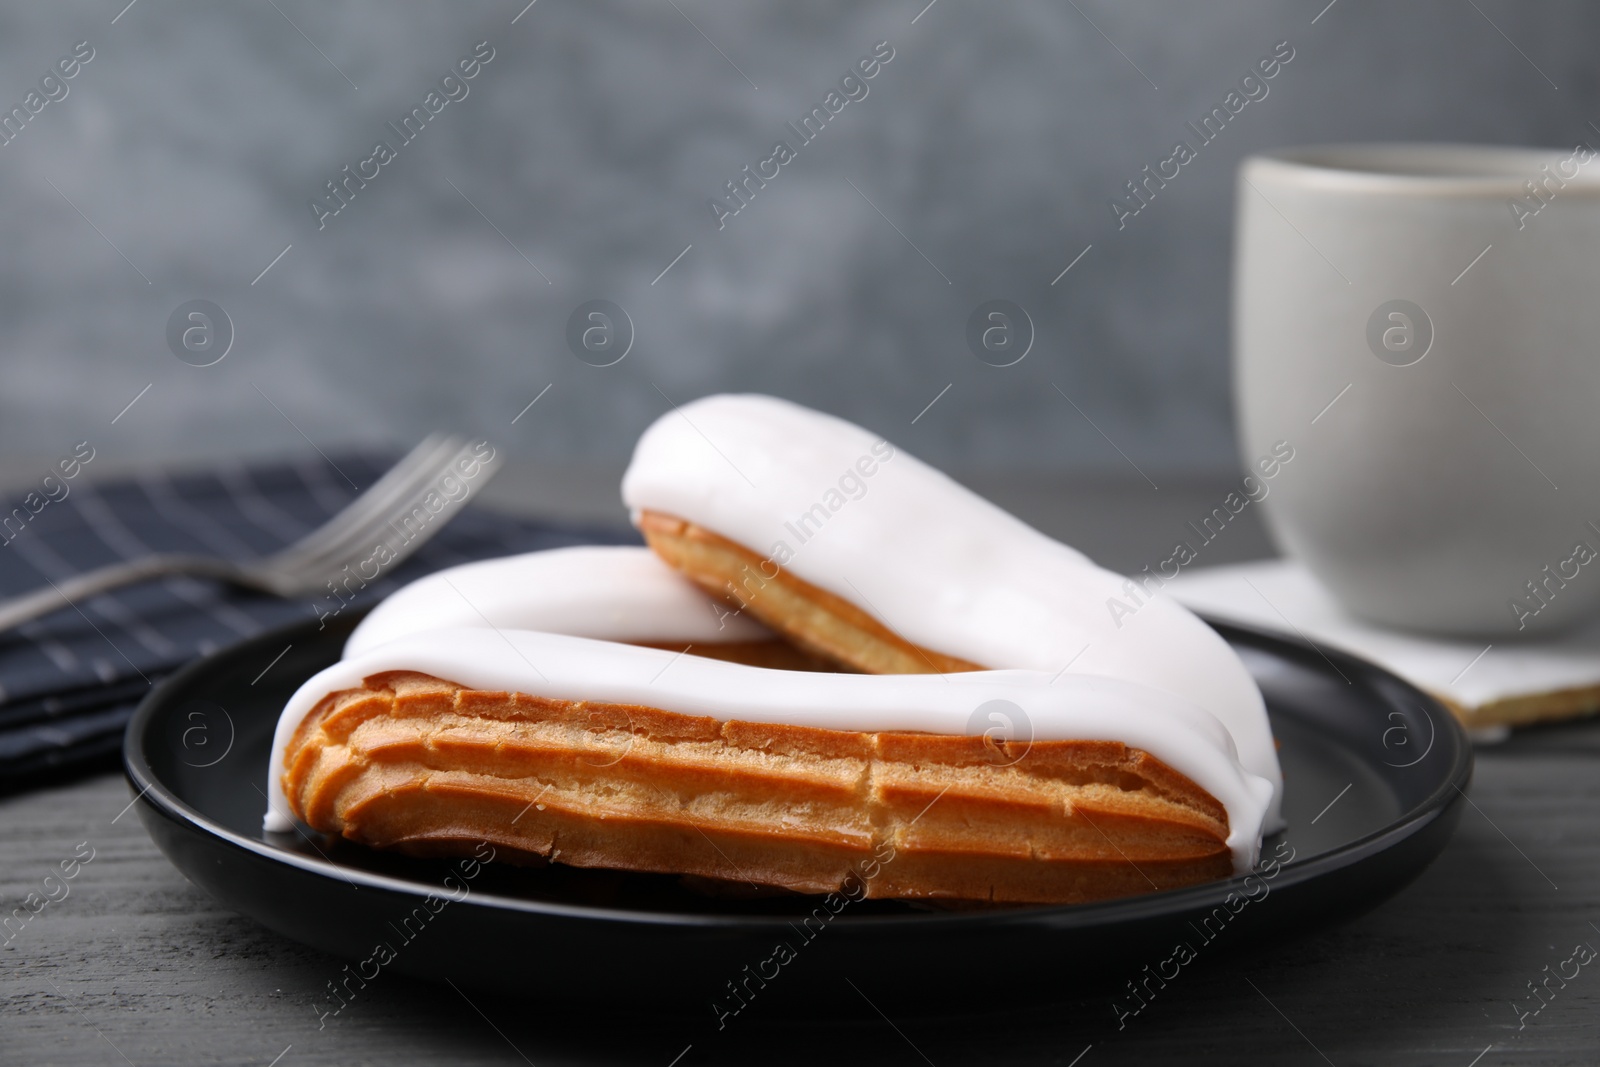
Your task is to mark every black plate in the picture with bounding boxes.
[125,609,1470,1015]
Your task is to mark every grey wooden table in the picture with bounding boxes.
[2,470,1597,1065]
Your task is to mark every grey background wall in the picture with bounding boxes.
[0,0,1592,479]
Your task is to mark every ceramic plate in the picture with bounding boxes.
[125,609,1471,1013]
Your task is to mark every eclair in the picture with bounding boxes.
[265,629,1274,904]
[262,395,1285,905]
[620,394,1284,830]
[345,545,828,670]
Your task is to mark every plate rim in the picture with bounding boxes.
[124,611,1473,932]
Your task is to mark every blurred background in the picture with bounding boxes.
[1,0,1592,498]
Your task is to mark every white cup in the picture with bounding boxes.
[1233,143,1600,637]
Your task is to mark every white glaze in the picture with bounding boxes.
[345,545,772,657]
[620,394,1285,829]
[263,628,1273,871]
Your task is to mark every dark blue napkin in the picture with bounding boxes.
[0,453,632,787]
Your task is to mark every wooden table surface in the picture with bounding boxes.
[3,469,1597,1065]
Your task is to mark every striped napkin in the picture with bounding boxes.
[0,453,631,788]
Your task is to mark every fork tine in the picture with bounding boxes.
[333,438,505,573]
[0,435,505,630]
[266,434,461,568]
[268,434,467,571]
[271,437,501,582]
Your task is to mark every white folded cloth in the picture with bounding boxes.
[1163,559,1600,739]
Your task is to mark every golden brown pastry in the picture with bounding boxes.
[280,670,1235,905]
[638,510,981,675]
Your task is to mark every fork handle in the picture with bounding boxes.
[0,554,261,633]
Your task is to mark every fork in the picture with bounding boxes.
[0,434,503,633]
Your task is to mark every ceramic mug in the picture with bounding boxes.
[1234,143,1600,636]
